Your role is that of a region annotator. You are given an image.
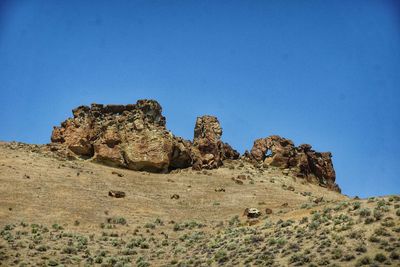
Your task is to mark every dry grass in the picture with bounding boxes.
[0,142,399,266]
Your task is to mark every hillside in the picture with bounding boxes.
[1,142,399,266]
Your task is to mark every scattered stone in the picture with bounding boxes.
[248,219,260,226]
[233,179,243,185]
[215,187,225,192]
[287,185,295,191]
[108,190,126,198]
[23,174,30,179]
[243,208,261,218]
[265,208,273,214]
[170,194,180,199]
[111,171,124,177]
[281,202,289,207]
[314,197,324,204]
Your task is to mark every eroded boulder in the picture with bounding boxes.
[248,135,340,192]
[51,100,177,172]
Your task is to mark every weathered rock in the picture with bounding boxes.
[111,171,124,177]
[108,190,126,198]
[51,100,238,172]
[265,208,273,214]
[314,196,324,204]
[247,135,340,192]
[243,208,261,218]
[170,194,180,199]
[191,116,239,170]
[51,100,175,172]
[215,187,226,192]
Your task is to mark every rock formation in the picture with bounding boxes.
[246,135,340,192]
[51,99,339,191]
[51,100,238,172]
[191,116,240,170]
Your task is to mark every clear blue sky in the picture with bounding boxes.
[1,0,399,198]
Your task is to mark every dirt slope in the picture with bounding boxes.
[0,142,399,267]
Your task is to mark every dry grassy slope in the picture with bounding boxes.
[1,142,399,267]
[0,142,345,228]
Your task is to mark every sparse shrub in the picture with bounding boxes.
[276,238,287,248]
[352,202,361,210]
[36,245,47,252]
[144,223,155,229]
[364,217,374,224]
[136,256,150,267]
[374,227,390,237]
[289,253,310,264]
[309,221,320,230]
[300,217,308,224]
[155,218,163,225]
[355,244,367,253]
[373,209,383,220]
[228,215,240,227]
[214,249,228,263]
[389,250,399,260]
[140,242,149,249]
[356,256,371,266]
[173,223,183,231]
[51,224,63,231]
[359,208,371,217]
[374,253,387,263]
[47,260,58,266]
[381,218,395,227]
[62,246,76,254]
[107,217,127,225]
[334,201,349,211]
[342,253,355,261]
[368,235,380,243]
[332,248,343,259]
[94,256,103,264]
[377,200,386,208]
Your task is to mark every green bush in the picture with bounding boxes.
[214,249,228,263]
[374,253,387,263]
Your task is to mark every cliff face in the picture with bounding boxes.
[51,99,339,191]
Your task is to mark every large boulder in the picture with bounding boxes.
[248,135,340,192]
[51,100,178,172]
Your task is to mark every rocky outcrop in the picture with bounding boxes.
[247,135,340,192]
[52,100,179,172]
[51,99,339,191]
[51,100,238,172]
[191,116,240,170]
